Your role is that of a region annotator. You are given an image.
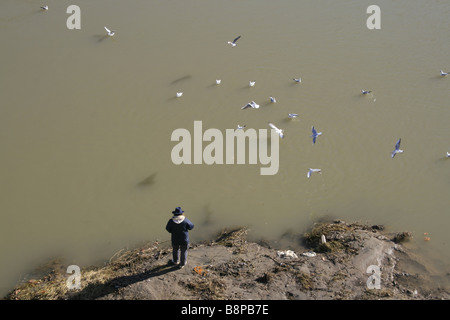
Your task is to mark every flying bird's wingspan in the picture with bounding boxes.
[395,138,401,150]
[391,138,403,158]
[307,168,321,178]
[268,122,278,130]
[268,122,284,138]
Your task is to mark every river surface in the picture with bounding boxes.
[1,0,449,296]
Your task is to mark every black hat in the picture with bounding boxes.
[172,207,184,215]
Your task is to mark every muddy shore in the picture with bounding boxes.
[3,220,449,300]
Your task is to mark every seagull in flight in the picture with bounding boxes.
[293,77,302,83]
[391,138,404,158]
[268,122,284,139]
[288,113,299,118]
[310,126,322,144]
[307,168,322,178]
[215,79,221,85]
[241,101,259,109]
[249,80,255,87]
[270,96,277,103]
[104,26,116,37]
[227,35,241,47]
[40,5,49,10]
[440,70,449,76]
[176,92,183,98]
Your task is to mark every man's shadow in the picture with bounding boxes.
[68,262,178,300]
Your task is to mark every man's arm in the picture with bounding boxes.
[186,219,194,230]
[166,220,172,233]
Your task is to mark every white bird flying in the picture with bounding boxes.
[310,126,322,144]
[307,168,322,178]
[227,35,241,47]
[216,79,221,85]
[241,101,259,109]
[268,122,284,139]
[104,26,115,36]
[176,92,183,98]
[391,138,404,158]
[249,80,255,87]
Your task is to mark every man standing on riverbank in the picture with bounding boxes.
[165,207,194,269]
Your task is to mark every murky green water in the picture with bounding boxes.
[1,0,449,296]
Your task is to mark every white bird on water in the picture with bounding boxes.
[216,79,221,85]
[288,113,299,119]
[307,168,322,178]
[391,138,404,158]
[176,92,183,98]
[270,96,276,103]
[237,125,246,130]
[293,77,302,83]
[249,80,255,87]
[241,101,259,109]
[446,152,450,158]
[40,5,49,10]
[440,70,449,76]
[361,90,372,95]
[268,122,284,139]
[227,35,241,47]
[310,126,322,144]
[104,26,115,37]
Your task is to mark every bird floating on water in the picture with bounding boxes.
[242,101,259,109]
[268,122,284,139]
[391,138,404,158]
[446,152,450,158]
[40,5,49,10]
[237,125,246,130]
[310,126,322,144]
[362,89,376,102]
[440,70,449,76]
[249,80,255,87]
[270,96,276,103]
[293,78,302,83]
[227,35,241,47]
[215,79,221,85]
[176,92,183,98]
[288,113,299,119]
[307,168,322,178]
[104,26,115,37]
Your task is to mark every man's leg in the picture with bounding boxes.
[172,243,180,264]
[179,244,188,266]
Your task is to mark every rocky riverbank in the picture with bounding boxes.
[3,220,449,300]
